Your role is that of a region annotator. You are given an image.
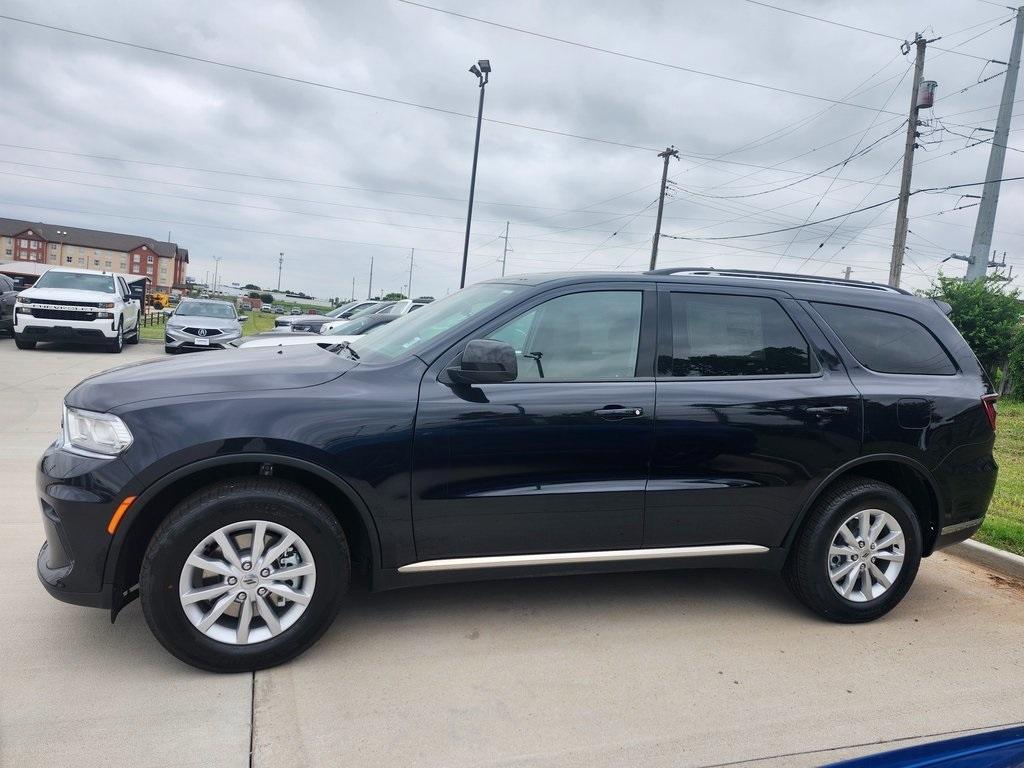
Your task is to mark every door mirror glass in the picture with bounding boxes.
[449,339,517,384]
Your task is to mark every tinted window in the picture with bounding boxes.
[488,291,643,381]
[33,270,115,293]
[660,293,815,377]
[813,302,955,375]
[175,300,236,319]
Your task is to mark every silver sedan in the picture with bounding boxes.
[165,298,244,353]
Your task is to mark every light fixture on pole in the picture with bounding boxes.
[459,58,491,289]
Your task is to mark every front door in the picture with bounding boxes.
[646,286,862,549]
[411,285,657,560]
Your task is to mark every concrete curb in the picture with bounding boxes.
[947,539,1024,581]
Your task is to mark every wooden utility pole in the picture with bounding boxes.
[843,266,852,280]
[967,7,1024,280]
[407,248,415,297]
[500,221,510,276]
[649,146,679,271]
[889,35,928,288]
[367,256,374,299]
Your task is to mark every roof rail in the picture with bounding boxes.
[646,267,909,294]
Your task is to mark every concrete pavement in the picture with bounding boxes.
[2,339,1023,768]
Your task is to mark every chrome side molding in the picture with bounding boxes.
[397,544,769,574]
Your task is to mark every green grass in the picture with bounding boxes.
[976,399,1024,556]
[138,308,279,341]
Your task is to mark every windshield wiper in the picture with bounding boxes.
[334,341,360,360]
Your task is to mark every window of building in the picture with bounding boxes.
[486,290,643,381]
[65,256,73,264]
[4,249,11,256]
[812,303,956,375]
[78,256,85,265]
[659,293,815,378]
[105,260,112,268]
[93,258,100,266]
[50,243,57,251]
[133,254,140,263]
[147,254,154,264]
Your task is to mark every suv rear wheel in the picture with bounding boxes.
[784,477,922,622]
[140,478,349,672]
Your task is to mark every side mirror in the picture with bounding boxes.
[448,339,517,385]
[238,316,249,323]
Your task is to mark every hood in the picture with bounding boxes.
[66,344,355,411]
[21,286,117,304]
[241,333,358,349]
[167,314,239,330]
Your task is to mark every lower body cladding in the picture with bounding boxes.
[164,326,239,352]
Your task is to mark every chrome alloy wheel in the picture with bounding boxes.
[178,520,316,645]
[827,508,905,603]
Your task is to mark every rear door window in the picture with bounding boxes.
[812,302,956,375]
[660,292,816,377]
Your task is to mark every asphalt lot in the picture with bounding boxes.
[2,339,1024,768]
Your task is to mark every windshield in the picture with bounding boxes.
[327,302,358,318]
[174,301,236,319]
[352,283,524,362]
[34,271,115,293]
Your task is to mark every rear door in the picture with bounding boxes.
[645,285,862,549]
[411,284,657,560]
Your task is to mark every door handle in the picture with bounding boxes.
[594,406,644,420]
[806,405,849,415]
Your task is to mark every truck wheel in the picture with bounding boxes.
[15,336,35,350]
[784,477,921,623]
[108,321,124,353]
[140,478,349,672]
[127,318,140,344]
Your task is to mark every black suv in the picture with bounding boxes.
[37,269,998,671]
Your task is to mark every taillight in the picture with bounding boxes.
[982,395,998,430]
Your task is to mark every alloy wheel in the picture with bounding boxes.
[827,508,905,603]
[178,520,317,645]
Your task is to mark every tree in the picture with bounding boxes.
[382,292,407,301]
[260,293,274,303]
[247,291,261,299]
[926,275,1022,383]
[243,283,260,290]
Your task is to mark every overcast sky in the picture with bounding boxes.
[1,0,1022,300]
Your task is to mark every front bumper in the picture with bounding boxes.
[35,442,136,610]
[164,325,240,351]
[16,319,117,344]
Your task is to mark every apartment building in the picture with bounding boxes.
[0,217,188,291]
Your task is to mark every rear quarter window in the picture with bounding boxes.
[812,302,956,375]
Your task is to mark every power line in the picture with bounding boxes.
[743,0,1011,62]
[664,175,1024,241]
[394,0,904,114]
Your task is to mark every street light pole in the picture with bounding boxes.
[212,256,222,294]
[459,59,491,289]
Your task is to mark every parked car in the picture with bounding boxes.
[12,267,140,352]
[164,298,245,353]
[317,301,400,334]
[36,269,997,671]
[275,300,384,332]
[260,305,274,314]
[0,273,19,336]
[241,301,253,312]
[830,725,1024,767]
[273,305,285,314]
[240,313,398,348]
[289,307,302,315]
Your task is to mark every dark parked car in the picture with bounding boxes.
[36,269,997,671]
[0,273,19,335]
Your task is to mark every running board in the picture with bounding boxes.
[397,544,769,574]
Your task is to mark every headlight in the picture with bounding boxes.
[62,405,133,457]
[16,296,31,304]
[98,302,115,309]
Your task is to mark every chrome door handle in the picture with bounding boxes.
[594,406,644,419]
[806,405,849,415]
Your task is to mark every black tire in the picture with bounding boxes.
[784,477,922,623]
[14,336,36,350]
[108,320,124,353]
[164,345,178,355]
[140,478,349,672]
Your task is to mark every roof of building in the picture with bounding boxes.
[0,217,182,259]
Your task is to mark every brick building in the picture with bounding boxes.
[0,217,188,291]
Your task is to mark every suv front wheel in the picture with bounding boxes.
[784,477,922,623]
[140,478,349,672]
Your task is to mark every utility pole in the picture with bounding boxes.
[367,256,374,300]
[460,59,491,289]
[889,34,928,288]
[212,256,222,294]
[967,7,1024,281]
[500,220,510,276]
[351,276,355,302]
[277,252,284,291]
[843,266,852,280]
[407,248,415,298]
[650,146,679,271]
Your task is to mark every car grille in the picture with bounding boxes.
[183,327,222,336]
[31,309,99,321]
[24,299,101,308]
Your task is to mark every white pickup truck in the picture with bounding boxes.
[13,267,141,353]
